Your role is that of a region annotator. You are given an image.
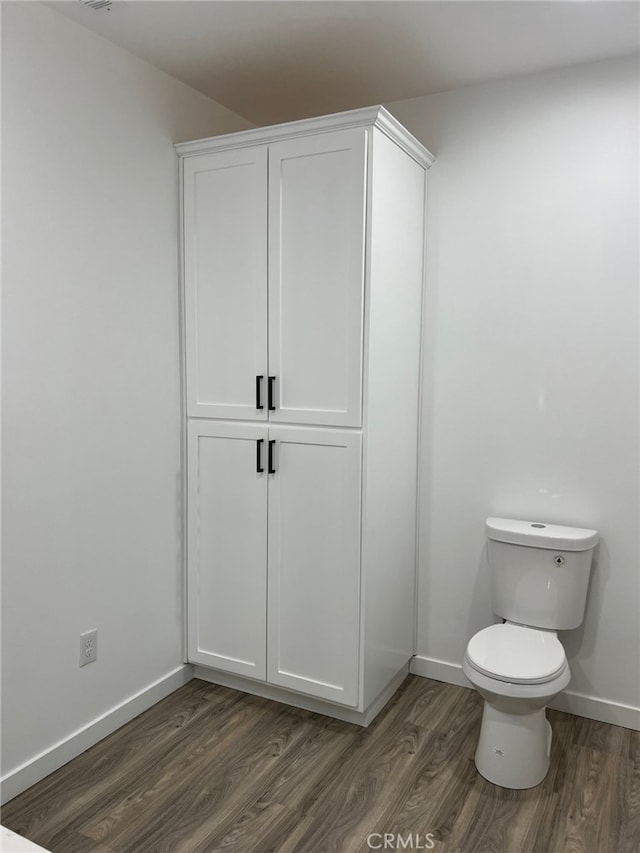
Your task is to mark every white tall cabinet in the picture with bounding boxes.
[177,107,434,724]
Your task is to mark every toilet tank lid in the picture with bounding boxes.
[486,517,599,551]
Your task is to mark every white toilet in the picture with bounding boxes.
[463,517,598,790]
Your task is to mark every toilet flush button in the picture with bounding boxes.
[554,555,565,566]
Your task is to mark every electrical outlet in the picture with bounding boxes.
[80,629,98,666]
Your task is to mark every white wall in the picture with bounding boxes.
[2,6,637,801]
[388,55,639,723]
[1,1,252,784]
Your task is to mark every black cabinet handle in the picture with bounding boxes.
[256,439,264,473]
[256,375,264,410]
[268,439,276,474]
[268,376,276,411]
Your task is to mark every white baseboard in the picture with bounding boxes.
[1,664,194,805]
[548,689,640,730]
[410,655,470,688]
[410,655,640,731]
[5,655,636,808]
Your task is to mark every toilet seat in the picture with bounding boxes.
[462,653,570,701]
[466,623,567,685]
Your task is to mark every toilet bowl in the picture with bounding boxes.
[463,518,598,790]
[462,622,571,789]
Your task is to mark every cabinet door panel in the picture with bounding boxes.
[268,130,367,427]
[187,421,267,678]
[267,427,361,706]
[183,148,267,420]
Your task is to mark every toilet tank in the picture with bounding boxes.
[486,518,599,630]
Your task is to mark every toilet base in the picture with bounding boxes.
[475,701,552,789]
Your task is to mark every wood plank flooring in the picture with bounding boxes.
[2,676,638,853]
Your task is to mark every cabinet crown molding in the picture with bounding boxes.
[175,105,434,169]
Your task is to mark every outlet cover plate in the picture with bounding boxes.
[80,629,97,666]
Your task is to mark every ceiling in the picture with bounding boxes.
[50,1,640,126]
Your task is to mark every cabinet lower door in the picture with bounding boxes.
[187,421,268,679]
[267,427,362,706]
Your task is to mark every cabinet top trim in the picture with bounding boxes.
[174,105,434,169]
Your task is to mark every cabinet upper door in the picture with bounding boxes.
[183,147,268,420]
[267,426,362,706]
[187,421,268,679]
[268,129,367,427]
